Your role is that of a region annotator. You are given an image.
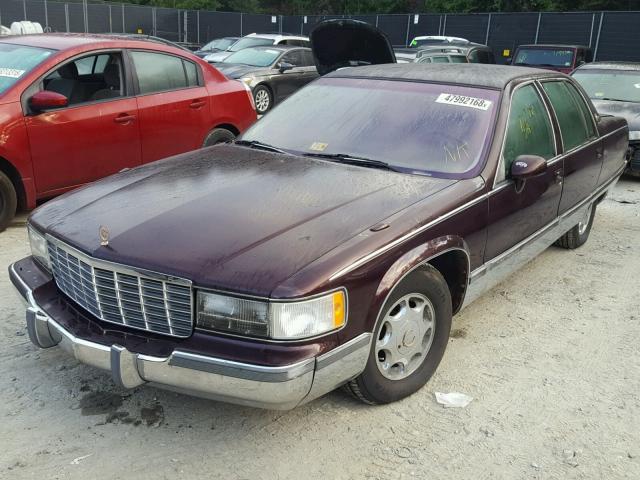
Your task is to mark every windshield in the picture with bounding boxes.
[223,48,281,67]
[202,38,236,52]
[0,43,54,95]
[241,78,499,178]
[229,37,274,52]
[572,69,640,103]
[514,47,574,67]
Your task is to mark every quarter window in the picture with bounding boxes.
[542,81,596,151]
[501,84,556,181]
[131,51,199,95]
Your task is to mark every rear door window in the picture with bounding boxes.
[501,84,556,181]
[542,81,597,151]
[131,51,195,94]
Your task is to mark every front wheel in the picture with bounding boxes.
[555,202,596,249]
[0,170,17,232]
[345,266,452,405]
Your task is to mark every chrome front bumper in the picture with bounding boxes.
[11,263,371,410]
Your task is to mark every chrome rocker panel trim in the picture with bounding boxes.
[11,263,371,410]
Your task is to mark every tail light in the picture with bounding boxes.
[241,82,256,111]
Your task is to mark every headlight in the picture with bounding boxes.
[239,77,253,86]
[197,290,346,340]
[28,224,51,271]
[629,131,640,141]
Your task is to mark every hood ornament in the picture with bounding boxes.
[99,225,110,246]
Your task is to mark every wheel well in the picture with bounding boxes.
[213,123,239,136]
[0,157,26,211]
[426,250,469,314]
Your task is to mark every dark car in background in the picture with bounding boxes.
[511,44,592,73]
[204,33,310,63]
[216,45,319,114]
[573,62,640,176]
[397,42,495,64]
[194,36,239,58]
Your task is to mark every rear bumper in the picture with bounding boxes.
[10,261,371,410]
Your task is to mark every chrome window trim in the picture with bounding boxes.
[493,79,559,188]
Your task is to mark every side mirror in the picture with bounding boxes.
[278,62,294,73]
[29,91,68,112]
[510,155,547,181]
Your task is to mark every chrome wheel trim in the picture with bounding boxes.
[375,293,436,381]
[255,89,270,112]
[578,203,593,235]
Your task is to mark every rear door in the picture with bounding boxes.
[129,50,210,163]
[540,80,601,214]
[485,82,563,259]
[25,50,141,196]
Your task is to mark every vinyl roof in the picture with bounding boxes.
[327,63,563,90]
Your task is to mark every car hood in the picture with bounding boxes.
[592,99,640,132]
[204,50,232,63]
[31,145,456,297]
[215,63,268,79]
[310,19,396,75]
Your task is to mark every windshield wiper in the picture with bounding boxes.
[303,152,397,171]
[235,140,288,154]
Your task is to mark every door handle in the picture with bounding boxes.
[114,114,135,124]
[189,99,206,109]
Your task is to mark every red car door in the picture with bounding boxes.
[129,50,210,163]
[25,51,141,196]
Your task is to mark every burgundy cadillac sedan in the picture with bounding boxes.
[10,63,628,409]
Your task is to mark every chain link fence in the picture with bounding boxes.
[1,1,639,62]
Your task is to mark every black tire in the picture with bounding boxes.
[0,170,17,232]
[202,128,235,147]
[555,202,596,249]
[345,266,452,405]
[253,85,273,115]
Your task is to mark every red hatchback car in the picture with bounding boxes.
[0,34,257,230]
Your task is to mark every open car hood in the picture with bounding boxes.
[310,19,396,75]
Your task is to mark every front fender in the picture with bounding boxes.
[366,236,470,330]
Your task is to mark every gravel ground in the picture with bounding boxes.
[1,178,639,480]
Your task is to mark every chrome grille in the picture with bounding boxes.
[47,239,193,337]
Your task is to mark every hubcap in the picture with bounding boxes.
[375,293,436,381]
[255,90,270,112]
[578,203,592,235]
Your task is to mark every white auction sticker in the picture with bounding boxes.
[436,93,492,111]
[0,67,25,79]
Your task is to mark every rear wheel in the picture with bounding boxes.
[0,171,17,232]
[253,85,272,115]
[344,266,452,405]
[555,202,596,249]
[202,128,236,147]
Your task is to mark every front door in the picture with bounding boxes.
[129,50,211,163]
[25,51,141,196]
[485,82,563,260]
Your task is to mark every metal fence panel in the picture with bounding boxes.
[124,4,153,35]
[488,13,539,64]
[537,12,594,46]
[595,11,640,61]
[156,7,179,41]
[443,14,490,44]
[25,0,46,27]
[86,3,109,33]
[243,13,277,35]
[46,1,67,32]
[1,0,26,25]
[407,14,442,41]
[198,10,241,42]
[282,14,301,35]
[377,14,409,46]
[67,2,84,33]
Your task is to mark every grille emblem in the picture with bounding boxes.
[99,225,110,246]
